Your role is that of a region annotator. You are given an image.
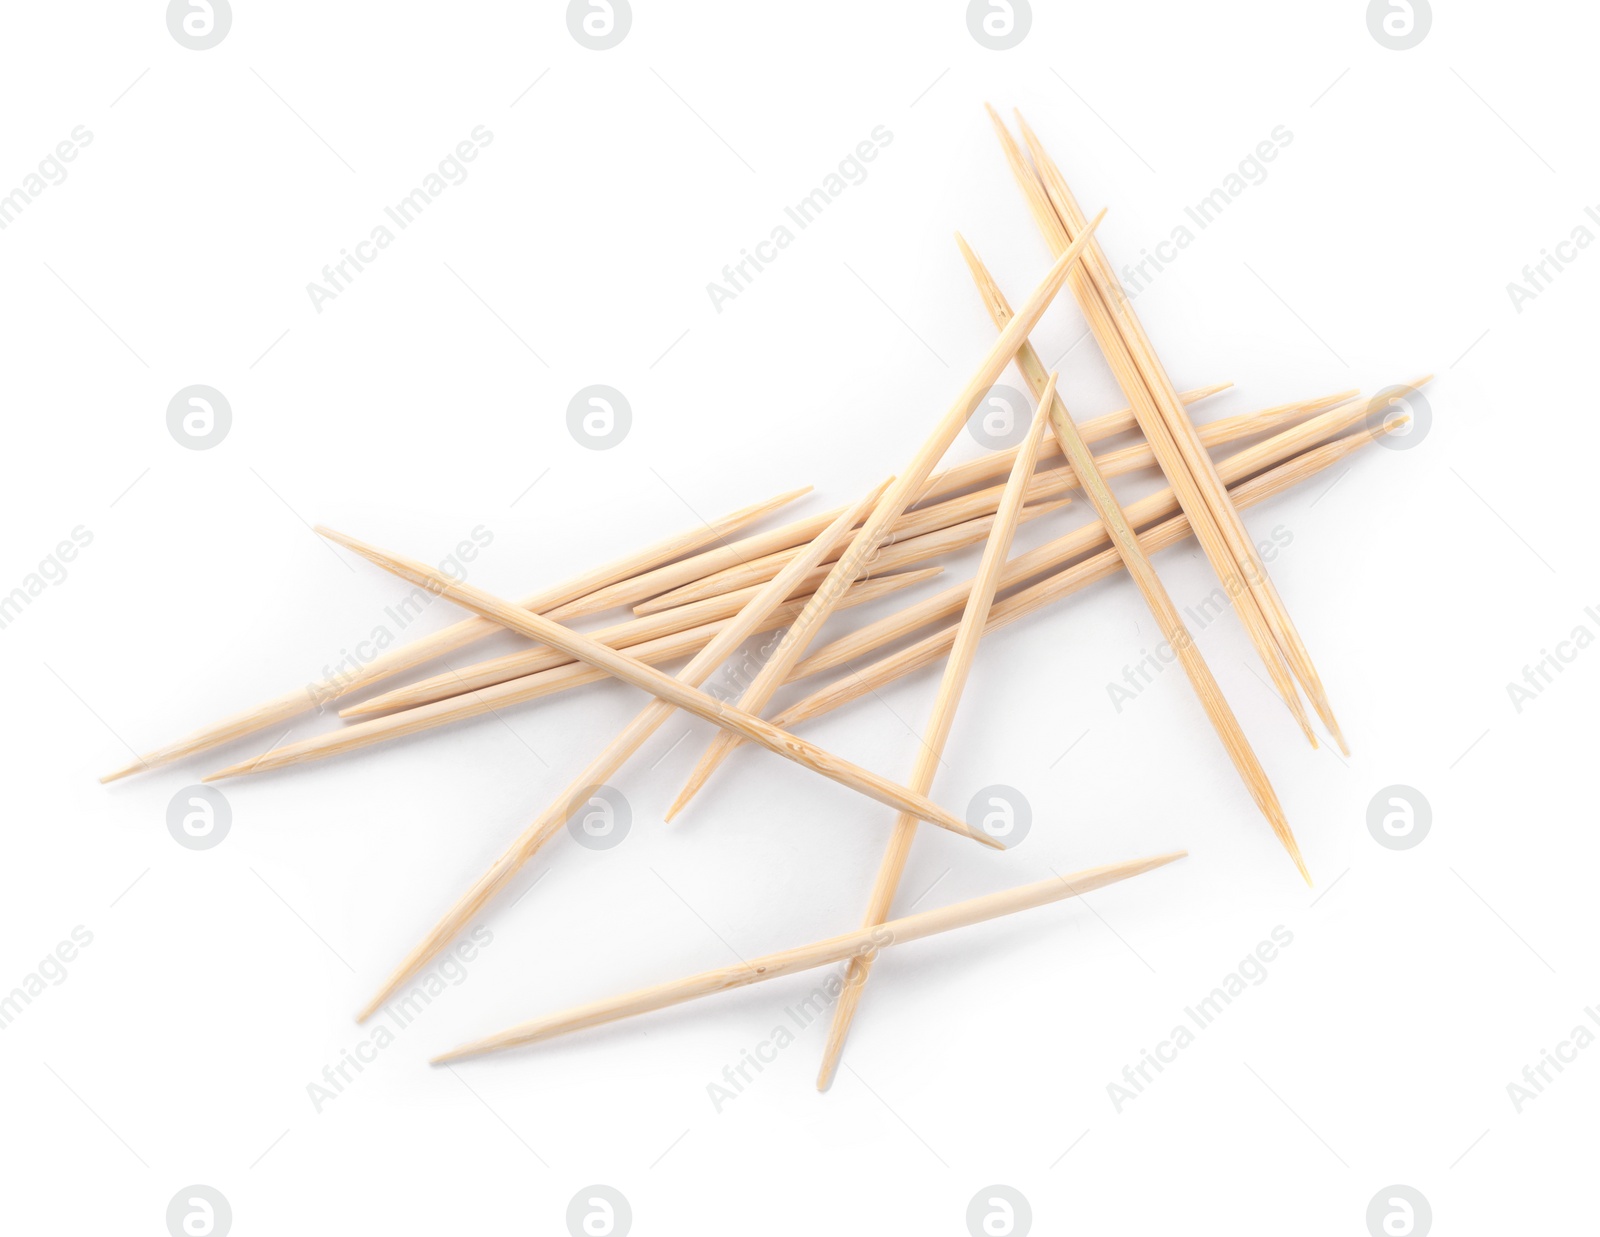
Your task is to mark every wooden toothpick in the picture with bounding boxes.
[816,374,1060,1091]
[312,527,994,845]
[1013,107,1350,754]
[664,213,1107,820]
[98,487,810,781]
[432,852,1187,1062]
[962,237,1308,880]
[985,105,1320,750]
[773,421,1403,739]
[353,482,926,1022]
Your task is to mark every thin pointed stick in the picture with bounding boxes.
[962,237,1307,880]
[1013,107,1350,753]
[635,394,1326,619]
[664,213,1107,820]
[634,492,1068,616]
[211,497,1068,777]
[98,487,810,781]
[344,569,939,719]
[432,852,1187,1062]
[352,483,933,1022]
[774,420,1403,736]
[792,388,1375,682]
[1050,379,1307,880]
[816,375,1059,1091]
[313,527,993,846]
[984,106,1318,750]
[352,490,1065,718]
[562,381,1228,621]
[204,572,939,780]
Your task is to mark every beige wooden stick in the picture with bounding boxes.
[1051,380,1307,880]
[433,851,1187,1062]
[793,390,1373,682]
[1014,108,1349,753]
[563,381,1226,620]
[635,487,1070,616]
[985,106,1318,750]
[350,388,1315,718]
[213,405,1396,783]
[352,482,913,1022]
[208,572,939,779]
[664,213,1105,820]
[636,395,1328,618]
[344,569,936,718]
[292,497,1067,741]
[815,375,1059,1091]
[240,504,1058,779]
[713,387,1386,790]
[775,420,1402,735]
[312,527,992,844]
[98,487,809,781]
[963,236,1307,880]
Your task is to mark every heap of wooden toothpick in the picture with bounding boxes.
[104,108,1421,1088]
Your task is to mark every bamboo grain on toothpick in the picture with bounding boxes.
[815,374,1060,1091]
[664,212,1107,820]
[313,526,991,843]
[432,851,1187,1062]
[98,487,809,782]
[773,420,1404,736]
[353,482,919,1023]
[984,105,1318,750]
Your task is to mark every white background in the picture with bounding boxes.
[2,1,1595,1234]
